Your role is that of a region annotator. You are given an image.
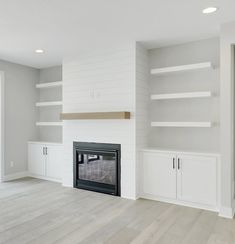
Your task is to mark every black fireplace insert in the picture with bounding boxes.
[73,142,121,196]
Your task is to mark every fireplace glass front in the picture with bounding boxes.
[73,142,120,196]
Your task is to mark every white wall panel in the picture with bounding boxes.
[62,47,138,199]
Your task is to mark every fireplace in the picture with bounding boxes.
[73,142,121,196]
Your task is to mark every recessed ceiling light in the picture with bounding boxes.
[202,7,218,14]
[35,49,44,54]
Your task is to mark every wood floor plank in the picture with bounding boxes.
[130,205,184,244]
[206,217,235,244]
[0,178,234,244]
[181,210,218,244]
[54,198,135,244]
[153,206,202,244]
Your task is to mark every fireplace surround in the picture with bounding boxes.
[73,141,121,196]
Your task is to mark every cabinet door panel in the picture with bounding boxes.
[177,155,217,206]
[142,152,177,200]
[46,145,62,180]
[28,144,45,176]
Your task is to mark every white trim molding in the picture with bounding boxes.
[233,199,235,217]
[28,173,62,183]
[219,206,235,219]
[220,23,235,220]
[0,72,5,182]
[142,193,219,213]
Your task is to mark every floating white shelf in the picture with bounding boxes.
[150,62,213,75]
[36,81,63,89]
[36,122,63,127]
[151,91,212,100]
[36,101,63,107]
[151,122,213,128]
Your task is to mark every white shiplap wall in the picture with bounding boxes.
[62,47,139,199]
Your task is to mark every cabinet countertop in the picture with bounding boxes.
[141,148,220,157]
[28,141,63,146]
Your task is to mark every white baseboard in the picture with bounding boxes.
[2,172,62,184]
[121,195,138,200]
[62,183,73,187]
[28,173,62,183]
[232,199,235,218]
[3,171,29,181]
[140,193,218,213]
[219,206,234,219]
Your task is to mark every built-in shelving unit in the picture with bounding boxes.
[141,40,221,214]
[150,62,213,75]
[36,101,62,107]
[36,81,63,89]
[151,91,212,100]
[150,61,217,132]
[36,122,63,126]
[150,54,219,150]
[36,78,63,135]
[151,122,213,128]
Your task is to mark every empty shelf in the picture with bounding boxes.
[36,101,63,107]
[151,62,213,75]
[151,91,212,100]
[151,122,213,128]
[36,81,62,88]
[36,122,63,126]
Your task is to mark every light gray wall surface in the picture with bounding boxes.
[220,21,235,217]
[148,38,220,152]
[39,65,62,82]
[39,66,62,142]
[0,60,39,175]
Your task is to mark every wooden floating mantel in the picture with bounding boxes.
[60,111,131,120]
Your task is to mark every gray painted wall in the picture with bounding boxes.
[39,66,62,82]
[0,60,39,175]
[220,21,235,217]
[39,66,62,142]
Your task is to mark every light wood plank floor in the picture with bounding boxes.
[0,178,234,244]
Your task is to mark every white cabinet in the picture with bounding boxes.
[28,144,45,176]
[46,145,62,180]
[143,152,177,200]
[141,149,219,210]
[177,154,217,206]
[28,142,63,182]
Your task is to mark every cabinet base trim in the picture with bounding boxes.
[28,174,62,183]
[140,193,218,213]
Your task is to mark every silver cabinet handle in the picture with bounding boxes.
[178,158,180,170]
[45,147,48,155]
[173,158,175,169]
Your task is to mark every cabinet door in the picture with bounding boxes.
[142,152,177,200]
[177,154,217,206]
[46,145,62,180]
[28,144,45,176]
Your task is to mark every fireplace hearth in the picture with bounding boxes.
[73,142,121,196]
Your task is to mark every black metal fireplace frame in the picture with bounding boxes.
[73,142,121,196]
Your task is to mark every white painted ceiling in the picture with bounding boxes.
[0,0,234,68]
